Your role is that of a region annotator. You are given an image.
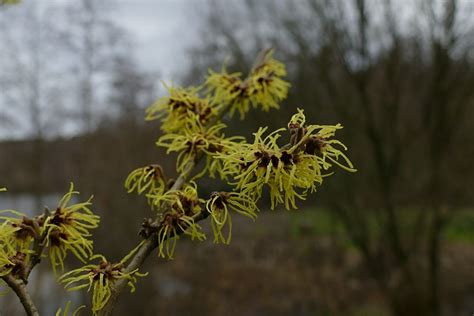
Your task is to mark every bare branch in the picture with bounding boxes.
[2,274,39,316]
[24,220,50,279]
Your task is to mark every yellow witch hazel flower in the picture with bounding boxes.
[0,184,100,278]
[0,210,39,251]
[286,108,356,173]
[0,251,27,280]
[148,182,206,258]
[59,249,147,315]
[43,184,100,273]
[206,49,290,119]
[0,188,47,278]
[205,191,258,244]
[125,164,167,205]
[156,119,243,175]
[217,128,275,192]
[0,209,43,278]
[0,221,26,277]
[206,70,251,119]
[145,85,216,133]
[247,52,290,111]
[218,109,356,209]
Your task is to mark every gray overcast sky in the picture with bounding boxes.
[39,0,203,78]
[114,0,201,79]
[0,0,205,139]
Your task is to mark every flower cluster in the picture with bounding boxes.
[0,210,39,251]
[0,207,48,279]
[156,120,243,175]
[0,184,100,283]
[217,109,356,209]
[286,109,356,173]
[43,184,100,273]
[0,220,25,277]
[145,86,215,133]
[148,182,206,258]
[59,253,146,315]
[127,51,289,210]
[206,50,290,119]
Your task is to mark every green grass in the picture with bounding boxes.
[289,207,474,244]
[444,210,474,242]
[289,208,341,237]
[288,208,357,249]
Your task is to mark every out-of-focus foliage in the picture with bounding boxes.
[0,0,19,5]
